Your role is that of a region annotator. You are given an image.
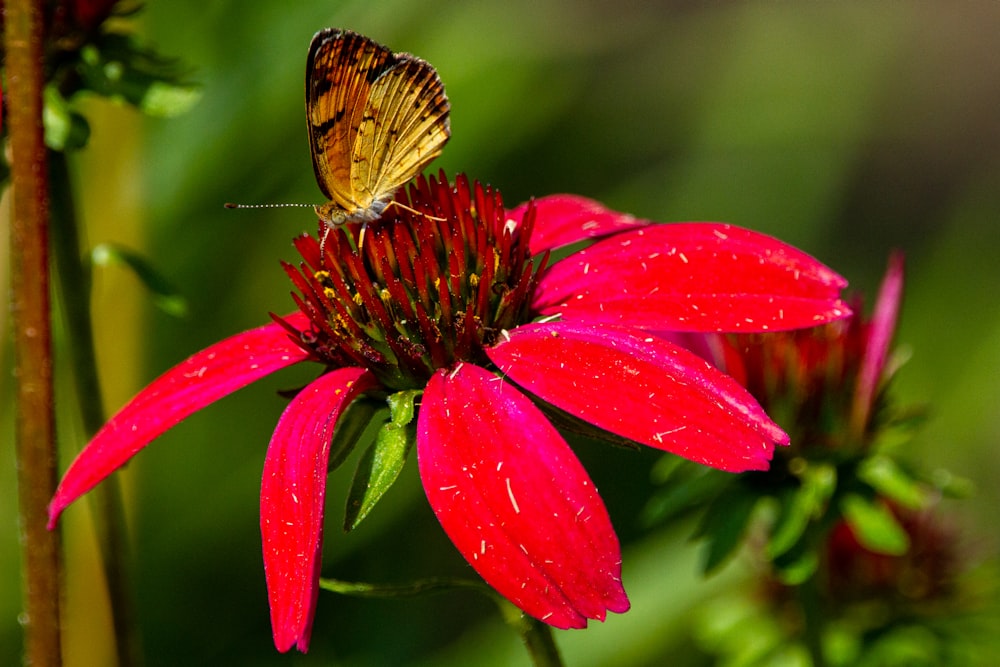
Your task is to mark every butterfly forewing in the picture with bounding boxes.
[305,28,451,223]
[306,29,393,208]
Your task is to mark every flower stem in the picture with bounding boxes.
[49,153,144,667]
[497,600,565,667]
[796,570,828,667]
[5,1,64,664]
[320,577,564,666]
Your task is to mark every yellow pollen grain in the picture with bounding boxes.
[323,287,337,300]
[469,273,480,287]
[353,292,364,306]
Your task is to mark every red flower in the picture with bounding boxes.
[48,173,850,652]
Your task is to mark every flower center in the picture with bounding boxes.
[282,172,546,390]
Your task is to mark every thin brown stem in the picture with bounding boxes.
[5,1,64,665]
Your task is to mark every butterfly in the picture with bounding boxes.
[306,28,451,227]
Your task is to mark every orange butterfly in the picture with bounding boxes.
[306,29,451,226]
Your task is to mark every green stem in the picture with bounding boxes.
[797,571,828,667]
[319,576,487,598]
[5,1,63,665]
[320,577,564,667]
[497,600,565,667]
[49,153,143,667]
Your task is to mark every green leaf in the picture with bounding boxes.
[139,80,202,117]
[858,455,928,509]
[695,484,761,575]
[649,452,685,484]
[929,467,976,499]
[768,462,837,558]
[91,243,188,316]
[343,390,420,531]
[77,33,201,118]
[43,86,91,151]
[773,549,819,585]
[841,493,909,555]
[641,464,729,527]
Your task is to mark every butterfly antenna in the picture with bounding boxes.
[224,202,317,211]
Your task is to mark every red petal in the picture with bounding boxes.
[851,252,905,433]
[533,223,851,332]
[487,322,789,472]
[418,363,629,629]
[261,367,379,653]
[47,313,312,528]
[507,194,650,255]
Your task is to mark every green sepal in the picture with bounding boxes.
[90,242,188,316]
[767,462,837,559]
[641,461,729,527]
[695,483,761,575]
[77,33,200,117]
[344,390,420,531]
[328,397,388,474]
[841,493,909,555]
[858,455,927,510]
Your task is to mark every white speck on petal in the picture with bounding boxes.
[506,478,520,514]
[652,426,686,443]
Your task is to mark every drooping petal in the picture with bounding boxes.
[532,223,851,332]
[487,321,789,472]
[851,252,905,435]
[48,313,312,528]
[506,194,651,254]
[417,363,629,629]
[261,367,379,653]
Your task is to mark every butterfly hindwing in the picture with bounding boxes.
[354,56,451,202]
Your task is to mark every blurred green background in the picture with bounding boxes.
[3,1,999,664]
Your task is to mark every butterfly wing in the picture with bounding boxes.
[352,54,451,205]
[306,29,394,210]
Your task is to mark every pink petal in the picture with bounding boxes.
[487,321,789,472]
[48,313,312,529]
[261,367,378,653]
[851,252,905,433]
[532,223,851,332]
[507,194,651,255]
[417,363,629,629]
